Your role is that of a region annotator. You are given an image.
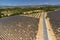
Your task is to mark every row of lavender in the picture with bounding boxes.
[47,11,60,40]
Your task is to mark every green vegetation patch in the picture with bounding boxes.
[0,6,60,18]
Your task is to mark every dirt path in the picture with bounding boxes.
[36,12,43,40]
[45,12,57,40]
[36,12,57,40]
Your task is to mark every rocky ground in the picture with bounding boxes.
[0,13,41,40]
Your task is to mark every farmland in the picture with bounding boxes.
[47,11,60,40]
[0,16,40,40]
[0,6,60,40]
[0,6,42,40]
